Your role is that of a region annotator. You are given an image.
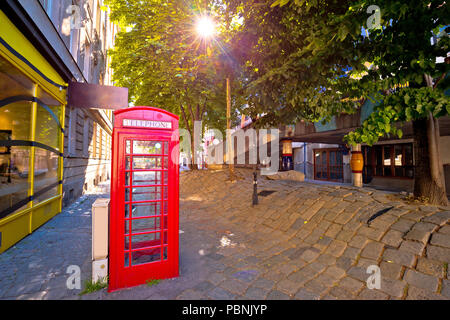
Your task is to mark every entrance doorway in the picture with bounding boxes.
[313,148,344,182]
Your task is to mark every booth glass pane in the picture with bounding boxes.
[0,146,31,217]
[163,157,168,169]
[124,252,130,267]
[126,140,131,154]
[124,219,130,234]
[124,204,130,218]
[163,247,168,260]
[125,157,130,170]
[131,248,161,265]
[163,171,168,185]
[131,232,160,250]
[163,231,168,245]
[132,217,161,233]
[131,202,161,218]
[132,171,161,185]
[124,236,129,250]
[125,188,130,201]
[164,142,168,155]
[131,186,161,201]
[163,201,168,215]
[163,215,168,228]
[33,148,59,204]
[163,187,168,200]
[133,141,162,154]
[125,172,130,185]
[132,157,161,170]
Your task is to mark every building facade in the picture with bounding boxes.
[0,0,117,253]
[279,99,450,194]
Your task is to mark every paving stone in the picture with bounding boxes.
[176,289,206,300]
[379,261,403,280]
[406,285,447,300]
[404,230,431,244]
[441,279,450,298]
[398,240,425,256]
[430,233,450,249]
[231,270,259,282]
[342,247,361,260]
[438,225,450,235]
[422,211,450,226]
[404,269,439,292]
[304,278,329,296]
[335,256,355,271]
[207,287,236,300]
[381,230,403,248]
[243,286,270,300]
[194,281,215,292]
[276,279,305,296]
[426,245,450,263]
[316,254,337,266]
[349,235,370,249]
[252,278,275,290]
[379,277,407,298]
[391,219,416,233]
[300,249,320,262]
[357,226,385,241]
[325,240,347,258]
[357,288,389,300]
[347,266,368,282]
[207,273,227,286]
[324,266,346,280]
[294,288,320,300]
[335,230,355,242]
[324,224,342,238]
[328,286,355,300]
[416,258,445,278]
[266,290,290,300]
[383,248,416,267]
[337,276,365,294]
[360,241,385,260]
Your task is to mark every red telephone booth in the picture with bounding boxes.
[109,106,179,291]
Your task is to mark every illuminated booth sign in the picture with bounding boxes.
[109,106,179,291]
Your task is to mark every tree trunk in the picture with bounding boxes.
[412,116,448,205]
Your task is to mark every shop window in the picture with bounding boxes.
[33,148,59,204]
[0,54,62,219]
[363,143,414,179]
[0,57,34,218]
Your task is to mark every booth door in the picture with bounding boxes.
[115,134,176,287]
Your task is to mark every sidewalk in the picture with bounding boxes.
[1,169,450,300]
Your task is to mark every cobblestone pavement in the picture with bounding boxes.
[1,169,450,300]
[0,185,109,300]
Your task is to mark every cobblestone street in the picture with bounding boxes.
[1,169,450,300]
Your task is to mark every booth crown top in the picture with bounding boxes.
[114,106,179,120]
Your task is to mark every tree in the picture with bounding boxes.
[105,0,242,169]
[226,0,449,205]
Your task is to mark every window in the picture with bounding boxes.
[0,55,63,218]
[83,117,91,157]
[363,143,414,178]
